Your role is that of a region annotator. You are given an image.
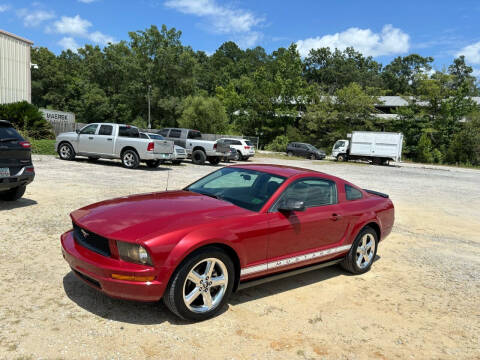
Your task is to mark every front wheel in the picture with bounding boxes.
[163,248,234,321]
[121,150,140,169]
[58,143,76,161]
[337,154,346,162]
[0,185,26,201]
[341,226,378,275]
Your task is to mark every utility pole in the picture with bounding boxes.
[147,85,152,129]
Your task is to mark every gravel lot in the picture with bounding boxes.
[1,155,479,359]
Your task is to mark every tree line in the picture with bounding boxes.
[30,25,480,165]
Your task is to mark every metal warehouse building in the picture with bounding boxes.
[0,29,33,104]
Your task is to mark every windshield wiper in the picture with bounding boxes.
[0,138,19,142]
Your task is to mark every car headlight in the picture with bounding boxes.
[116,241,153,266]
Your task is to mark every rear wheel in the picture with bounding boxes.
[287,151,293,157]
[191,150,206,165]
[163,248,234,321]
[58,143,75,161]
[234,151,242,161]
[208,156,221,165]
[0,185,26,201]
[341,226,378,275]
[121,150,140,169]
[146,160,161,168]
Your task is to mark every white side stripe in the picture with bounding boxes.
[240,245,351,277]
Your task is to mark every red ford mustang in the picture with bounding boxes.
[61,164,394,320]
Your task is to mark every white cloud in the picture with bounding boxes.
[50,15,115,47]
[53,15,91,36]
[0,4,10,12]
[58,37,80,51]
[17,8,55,27]
[165,0,263,47]
[457,41,480,64]
[296,24,410,57]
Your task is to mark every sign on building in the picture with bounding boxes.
[40,109,76,135]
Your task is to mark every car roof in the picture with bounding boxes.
[228,163,336,179]
[0,120,12,127]
[219,137,246,141]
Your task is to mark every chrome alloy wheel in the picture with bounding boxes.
[59,144,71,159]
[356,233,376,269]
[123,152,135,167]
[182,258,228,314]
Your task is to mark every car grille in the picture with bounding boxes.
[73,223,111,257]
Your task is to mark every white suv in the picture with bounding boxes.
[220,138,255,161]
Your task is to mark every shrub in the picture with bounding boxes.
[0,101,54,139]
[416,133,433,163]
[265,135,289,152]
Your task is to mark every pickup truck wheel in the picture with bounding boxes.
[163,248,234,321]
[208,157,221,165]
[0,185,26,201]
[146,160,161,168]
[121,150,140,169]
[341,227,378,275]
[58,143,75,161]
[192,150,206,165]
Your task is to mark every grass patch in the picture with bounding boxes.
[30,139,56,155]
[255,152,305,161]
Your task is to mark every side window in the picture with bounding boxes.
[159,129,170,137]
[345,184,363,200]
[170,129,182,138]
[233,140,242,145]
[139,133,148,139]
[98,125,113,136]
[275,178,337,210]
[79,124,98,135]
[188,130,201,139]
[118,126,139,138]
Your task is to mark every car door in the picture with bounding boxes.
[169,129,184,147]
[89,124,115,156]
[266,177,348,270]
[77,124,99,154]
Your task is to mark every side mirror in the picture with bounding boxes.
[75,129,80,134]
[278,198,305,212]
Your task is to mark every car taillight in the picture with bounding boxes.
[213,143,217,150]
[25,166,34,173]
[244,146,250,150]
[19,141,31,148]
[147,142,154,151]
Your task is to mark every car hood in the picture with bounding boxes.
[70,190,249,242]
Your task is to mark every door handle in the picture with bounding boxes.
[88,136,94,140]
[330,213,342,221]
[107,138,113,141]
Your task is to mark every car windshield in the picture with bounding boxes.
[186,167,286,212]
[307,144,317,151]
[148,133,164,140]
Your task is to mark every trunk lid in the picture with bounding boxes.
[0,122,32,171]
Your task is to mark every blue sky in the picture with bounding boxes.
[1,0,480,75]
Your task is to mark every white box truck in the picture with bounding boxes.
[332,131,403,165]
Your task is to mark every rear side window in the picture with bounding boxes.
[98,125,113,136]
[245,140,253,146]
[232,140,242,145]
[118,126,139,138]
[345,185,363,200]
[0,125,23,140]
[170,129,182,138]
[159,129,170,137]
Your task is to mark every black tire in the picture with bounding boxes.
[121,149,140,169]
[171,160,182,165]
[0,185,26,201]
[191,150,206,165]
[242,156,250,161]
[234,151,242,161]
[341,226,378,275]
[337,154,346,162]
[287,151,293,157]
[310,154,316,160]
[146,160,161,168]
[88,157,99,162]
[208,156,221,165]
[58,143,76,161]
[163,248,235,321]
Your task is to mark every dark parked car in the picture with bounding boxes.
[0,120,35,201]
[286,142,326,160]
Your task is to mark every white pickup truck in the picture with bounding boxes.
[55,123,174,169]
[158,128,230,165]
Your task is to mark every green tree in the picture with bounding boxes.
[178,95,229,134]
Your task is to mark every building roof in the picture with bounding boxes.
[0,29,34,45]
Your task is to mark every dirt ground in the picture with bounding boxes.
[1,155,479,360]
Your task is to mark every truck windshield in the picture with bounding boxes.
[334,141,345,149]
[186,167,285,212]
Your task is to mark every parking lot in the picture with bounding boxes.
[1,155,479,359]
